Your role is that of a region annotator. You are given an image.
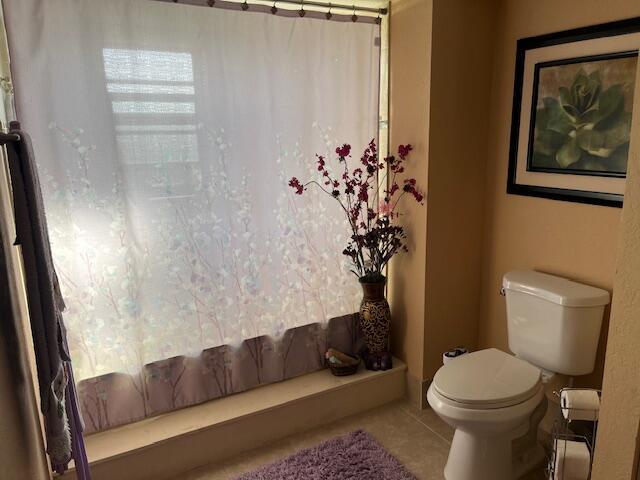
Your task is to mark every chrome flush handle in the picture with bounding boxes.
[500,287,506,296]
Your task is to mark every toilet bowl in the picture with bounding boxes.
[427,348,545,480]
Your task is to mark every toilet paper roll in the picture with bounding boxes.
[553,439,590,480]
[561,390,600,422]
[443,347,468,365]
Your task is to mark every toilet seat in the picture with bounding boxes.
[432,348,542,409]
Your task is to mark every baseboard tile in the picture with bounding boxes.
[405,372,431,410]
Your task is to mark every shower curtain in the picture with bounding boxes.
[3,0,379,432]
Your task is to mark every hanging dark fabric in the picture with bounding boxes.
[4,121,91,479]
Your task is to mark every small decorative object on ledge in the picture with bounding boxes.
[326,348,361,376]
[290,140,424,371]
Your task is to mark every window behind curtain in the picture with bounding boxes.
[4,0,380,431]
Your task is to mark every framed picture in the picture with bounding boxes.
[508,18,640,207]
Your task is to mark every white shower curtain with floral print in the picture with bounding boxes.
[4,0,379,431]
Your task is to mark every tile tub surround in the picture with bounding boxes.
[175,401,546,480]
[62,358,406,480]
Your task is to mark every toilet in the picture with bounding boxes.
[427,270,610,480]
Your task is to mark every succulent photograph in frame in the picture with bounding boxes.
[530,53,637,175]
[508,18,640,207]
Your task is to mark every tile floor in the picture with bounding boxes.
[173,400,547,480]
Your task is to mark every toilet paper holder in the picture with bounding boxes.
[547,388,601,480]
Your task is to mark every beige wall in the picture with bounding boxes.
[477,0,640,389]
[423,0,496,380]
[0,298,50,480]
[592,110,640,480]
[388,0,431,391]
[592,58,640,480]
[389,0,497,397]
[388,0,640,411]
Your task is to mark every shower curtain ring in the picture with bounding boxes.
[241,0,249,10]
[375,8,382,24]
[325,3,332,19]
[271,0,277,14]
[207,0,215,6]
[351,4,358,22]
[298,0,306,17]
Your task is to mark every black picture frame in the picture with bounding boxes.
[507,17,640,208]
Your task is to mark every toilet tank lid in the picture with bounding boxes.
[502,271,610,307]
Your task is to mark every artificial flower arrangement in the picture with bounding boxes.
[289,139,423,370]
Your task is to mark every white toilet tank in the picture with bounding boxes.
[503,271,610,376]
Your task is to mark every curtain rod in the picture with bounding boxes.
[0,132,20,145]
[164,0,388,18]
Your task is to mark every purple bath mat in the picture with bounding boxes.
[235,430,417,480]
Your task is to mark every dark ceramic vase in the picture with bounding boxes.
[359,277,392,370]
